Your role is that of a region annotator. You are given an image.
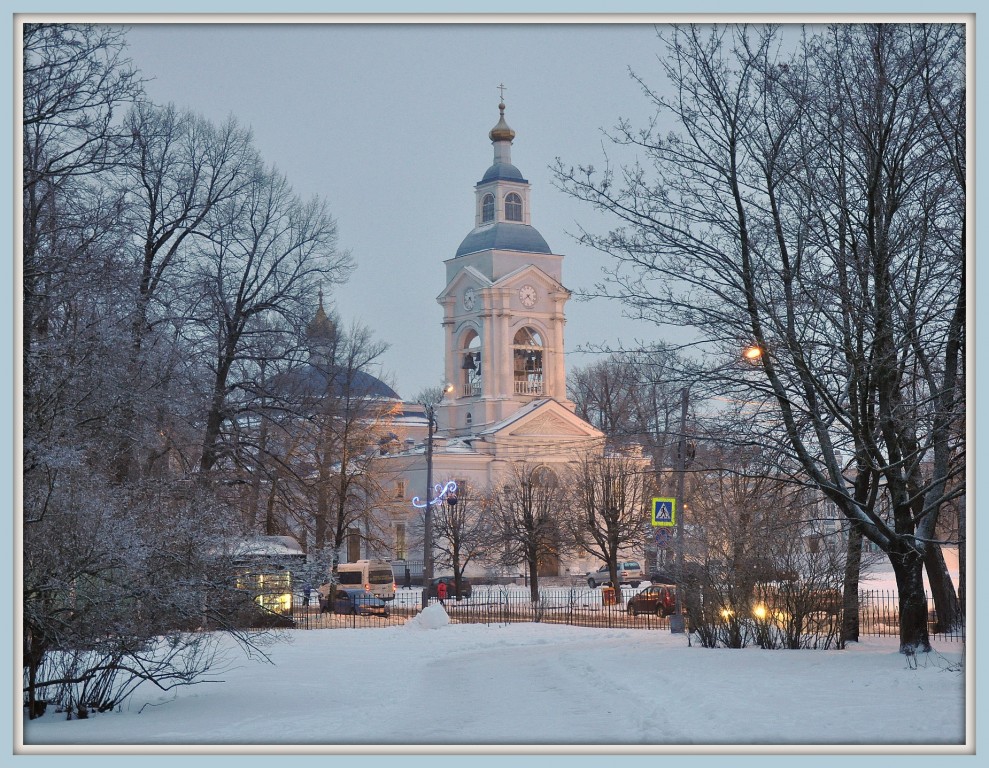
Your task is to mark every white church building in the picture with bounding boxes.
[359,101,633,578]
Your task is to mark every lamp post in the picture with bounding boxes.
[419,384,453,609]
[671,385,689,634]
[421,404,435,610]
[669,344,762,634]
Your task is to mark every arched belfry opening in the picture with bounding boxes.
[460,329,482,397]
[513,326,543,396]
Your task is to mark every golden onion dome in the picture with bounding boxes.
[489,102,515,143]
[306,291,335,342]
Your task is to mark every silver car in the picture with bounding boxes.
[586,561,643,588]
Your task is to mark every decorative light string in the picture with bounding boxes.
[411,480,458,509]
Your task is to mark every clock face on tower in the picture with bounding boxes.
[463,287,476,310]
[518,284,537,308]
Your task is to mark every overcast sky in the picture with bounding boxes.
[118,21,708,398]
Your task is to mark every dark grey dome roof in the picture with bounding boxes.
[480,162,527,183]
[456,222,552,257]
[271,365,400,403]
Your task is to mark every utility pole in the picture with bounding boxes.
[421,405,435,610]
[671,385,689,633]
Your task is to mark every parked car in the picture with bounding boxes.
[586,561,643,588]
[327,588,390,617]
[626,584,677,617]
[647,568,677,585]
[428,575,472,599]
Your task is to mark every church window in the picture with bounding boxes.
[460,330,482,397]
[531,465,558,489]
[466,413,473,427]
[505,192,523,222]
[482,194,495,223]
[513,326,543,395]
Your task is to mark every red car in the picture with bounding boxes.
[626,584,677,617]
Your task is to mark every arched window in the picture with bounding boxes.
[505,192,523,222]
[531,465,558,489]
[460,330,482,397]
[481,194,495,223]
[465,413,473,427]
[512,326,543,395]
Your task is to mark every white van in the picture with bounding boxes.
[329,559,396,601]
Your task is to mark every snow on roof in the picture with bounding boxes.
[438,437,478,454]
[478,398,552,435]
[229,535,305,559]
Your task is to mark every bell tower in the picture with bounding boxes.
[437,98,573,436]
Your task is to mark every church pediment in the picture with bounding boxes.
[480,399,603,442]
[509,410,591,437]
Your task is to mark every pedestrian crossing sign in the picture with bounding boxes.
[651,497,676,527]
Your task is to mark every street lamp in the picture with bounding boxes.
[671,345,758,634]
[419,384,454,608]
[742,344,764,363]
[421,403,436,610]
[671,385,689,634]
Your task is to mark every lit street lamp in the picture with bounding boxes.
[743,344,764,363]
[670,345,762,634]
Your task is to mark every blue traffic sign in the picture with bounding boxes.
[651,497,676,527]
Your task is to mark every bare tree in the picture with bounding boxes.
[568,356,641,438]
[115,103,257,474]
[555,23,965,653]
[187,162,354,476]
[564,450,648,602]
[21,24,142,400]
[568,348,696,573]
[679,435,850,649]
[431,481,497,599]
[493,462,569,602]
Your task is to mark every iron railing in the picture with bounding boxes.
[281,587,964,642]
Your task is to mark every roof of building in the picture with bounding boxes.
[455,222,552,258]
[273,365,401,402]
[480,161,527,183]
[230,535,305,559]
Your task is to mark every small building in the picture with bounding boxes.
[229,535,306,616]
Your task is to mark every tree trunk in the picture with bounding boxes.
[888,541,932,653]
[958,501,966,618]
[841,521,863,644]
[528,552,540,603]
[313,482,330,552]
[264,479,278,536]
[924,544,961,633]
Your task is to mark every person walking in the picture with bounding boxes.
[436,579,447,605]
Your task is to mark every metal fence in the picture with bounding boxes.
[281,586,964,642]
[858,589,964,641]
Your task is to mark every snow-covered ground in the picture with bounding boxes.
[20,602,968,754]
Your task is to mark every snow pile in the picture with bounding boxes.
[404,602,450,630]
